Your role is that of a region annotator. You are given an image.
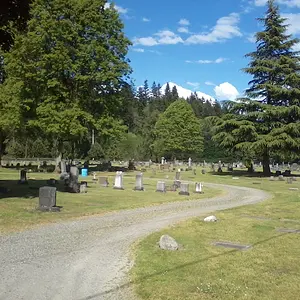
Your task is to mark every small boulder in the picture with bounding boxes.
[159,235,179,251]
[204,215,218,222]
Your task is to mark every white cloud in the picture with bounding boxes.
[179,18,190,26]
[254,0,300,7]
[185,13,242,44]
[154,30,184,45]
[214,82,239,100]
[133,37,158,46]
[104,3,128,14]
[142,17,150,22]
[292,42,300,51]
[187,57,227,64]
[283,13,300,35]
[205,81,216,86]
[247,33,256,43]
[187,82,200,88]
[178,27,189,33]
[132,48,145,53]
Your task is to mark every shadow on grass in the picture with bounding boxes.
[77,232,289,300]
[0,179,69,199]
[210,170,300,178]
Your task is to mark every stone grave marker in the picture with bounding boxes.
[47,178,57,186]
[269,176,275,181]
[175,171,181,180]
[68,166,80,193]
[201,169,206,175]
[286,177,293,184]
[19,170,28,184]
[80,184,87,193]
[193,169,196,175]
[39,186,60,212]
[278,175,285,181]
[81,181,88,187]
[179,183,190,196]
[113,171,124,190]
[159,235,179,251]
[289,188,299,191]
[60,160,67,174]
[156,181,166,193]
[98,176,109,187]
[277,228,300,233]
[134,173,144,191]
[195,182,203,193]
[213,241,252,250]
[92,172,97,184]
[174,180,181,188]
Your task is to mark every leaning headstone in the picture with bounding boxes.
[134,173,144,191]
[156,181,166,193]
[159,235,179,251]
[113,171,124,190]
[195,182,203,193]
[179,183,190,196]
[175,171,181,180]
[39,186,60,212]
[204,215,217,222]
[98,176,109,187]
[19,170,28,184]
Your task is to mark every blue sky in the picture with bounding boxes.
[112,0,300,100]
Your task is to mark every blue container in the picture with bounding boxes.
[81,168,88,177]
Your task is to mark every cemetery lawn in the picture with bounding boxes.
[132,171,300,300]
[0,169,221,234]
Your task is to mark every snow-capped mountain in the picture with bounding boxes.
[160,82,215,103]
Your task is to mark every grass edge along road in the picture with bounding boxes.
[0,169,221,234]
[131,173,300,300]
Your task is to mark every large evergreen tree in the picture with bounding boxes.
[153,100,203,160]
[2,0,132,160]
[212,0,300,175]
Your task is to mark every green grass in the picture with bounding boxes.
[131,170,300,300]
[0,168,220,234]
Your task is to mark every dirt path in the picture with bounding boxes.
[0,183,270,300]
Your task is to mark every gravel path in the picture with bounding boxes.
[0,183,269,300]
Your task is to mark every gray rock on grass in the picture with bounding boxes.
[159,235,179,251]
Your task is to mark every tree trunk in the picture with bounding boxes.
[262,151,271,176]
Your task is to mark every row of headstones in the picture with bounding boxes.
[156,181,203,195]
[270,176,297,183]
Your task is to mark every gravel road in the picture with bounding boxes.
[0,183,269,300]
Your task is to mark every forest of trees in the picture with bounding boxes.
[0,0,299,174]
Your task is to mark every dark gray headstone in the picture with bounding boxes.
[179,183,190,196]
[39,186,60,211]
[68,166,79,193]
[201,169,206,175]
[19,170,28,184]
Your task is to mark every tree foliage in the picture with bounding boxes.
[212,0,300,175]
[153,100,203,159]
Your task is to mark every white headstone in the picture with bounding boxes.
[113,171,124,189]
[188,157,192,168]
[195,182,203,193]
[161,157,165,165]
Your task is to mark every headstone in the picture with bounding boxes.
[204,215,217,222]
[152,168,156,176]
[68,166,80,193]
[179,183,190,196]
[213,242,252,250]
[159,235,179,251]
[156,181,166,193]
[269,176,275,181]
[161,157,165,165]
[113,171,124,190]
[188,157,192,168]
[195,182,203,193]
[174,180,181,188]
[286,177,293,184]
[81,181,88,187]
[98,176,109,187]
[60,160,67,174]
[278,175,285,181]
[39,186,60,212]
[19,170,28,184]
[92,172,97,183]
[80,184,87,193]
[275,170,282,176]
[175,171,181,180]
[201,169,206,175]
[134,173,144,191]
[47,178,57,186]
[193,169,196,176]
[217,161,222,173]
